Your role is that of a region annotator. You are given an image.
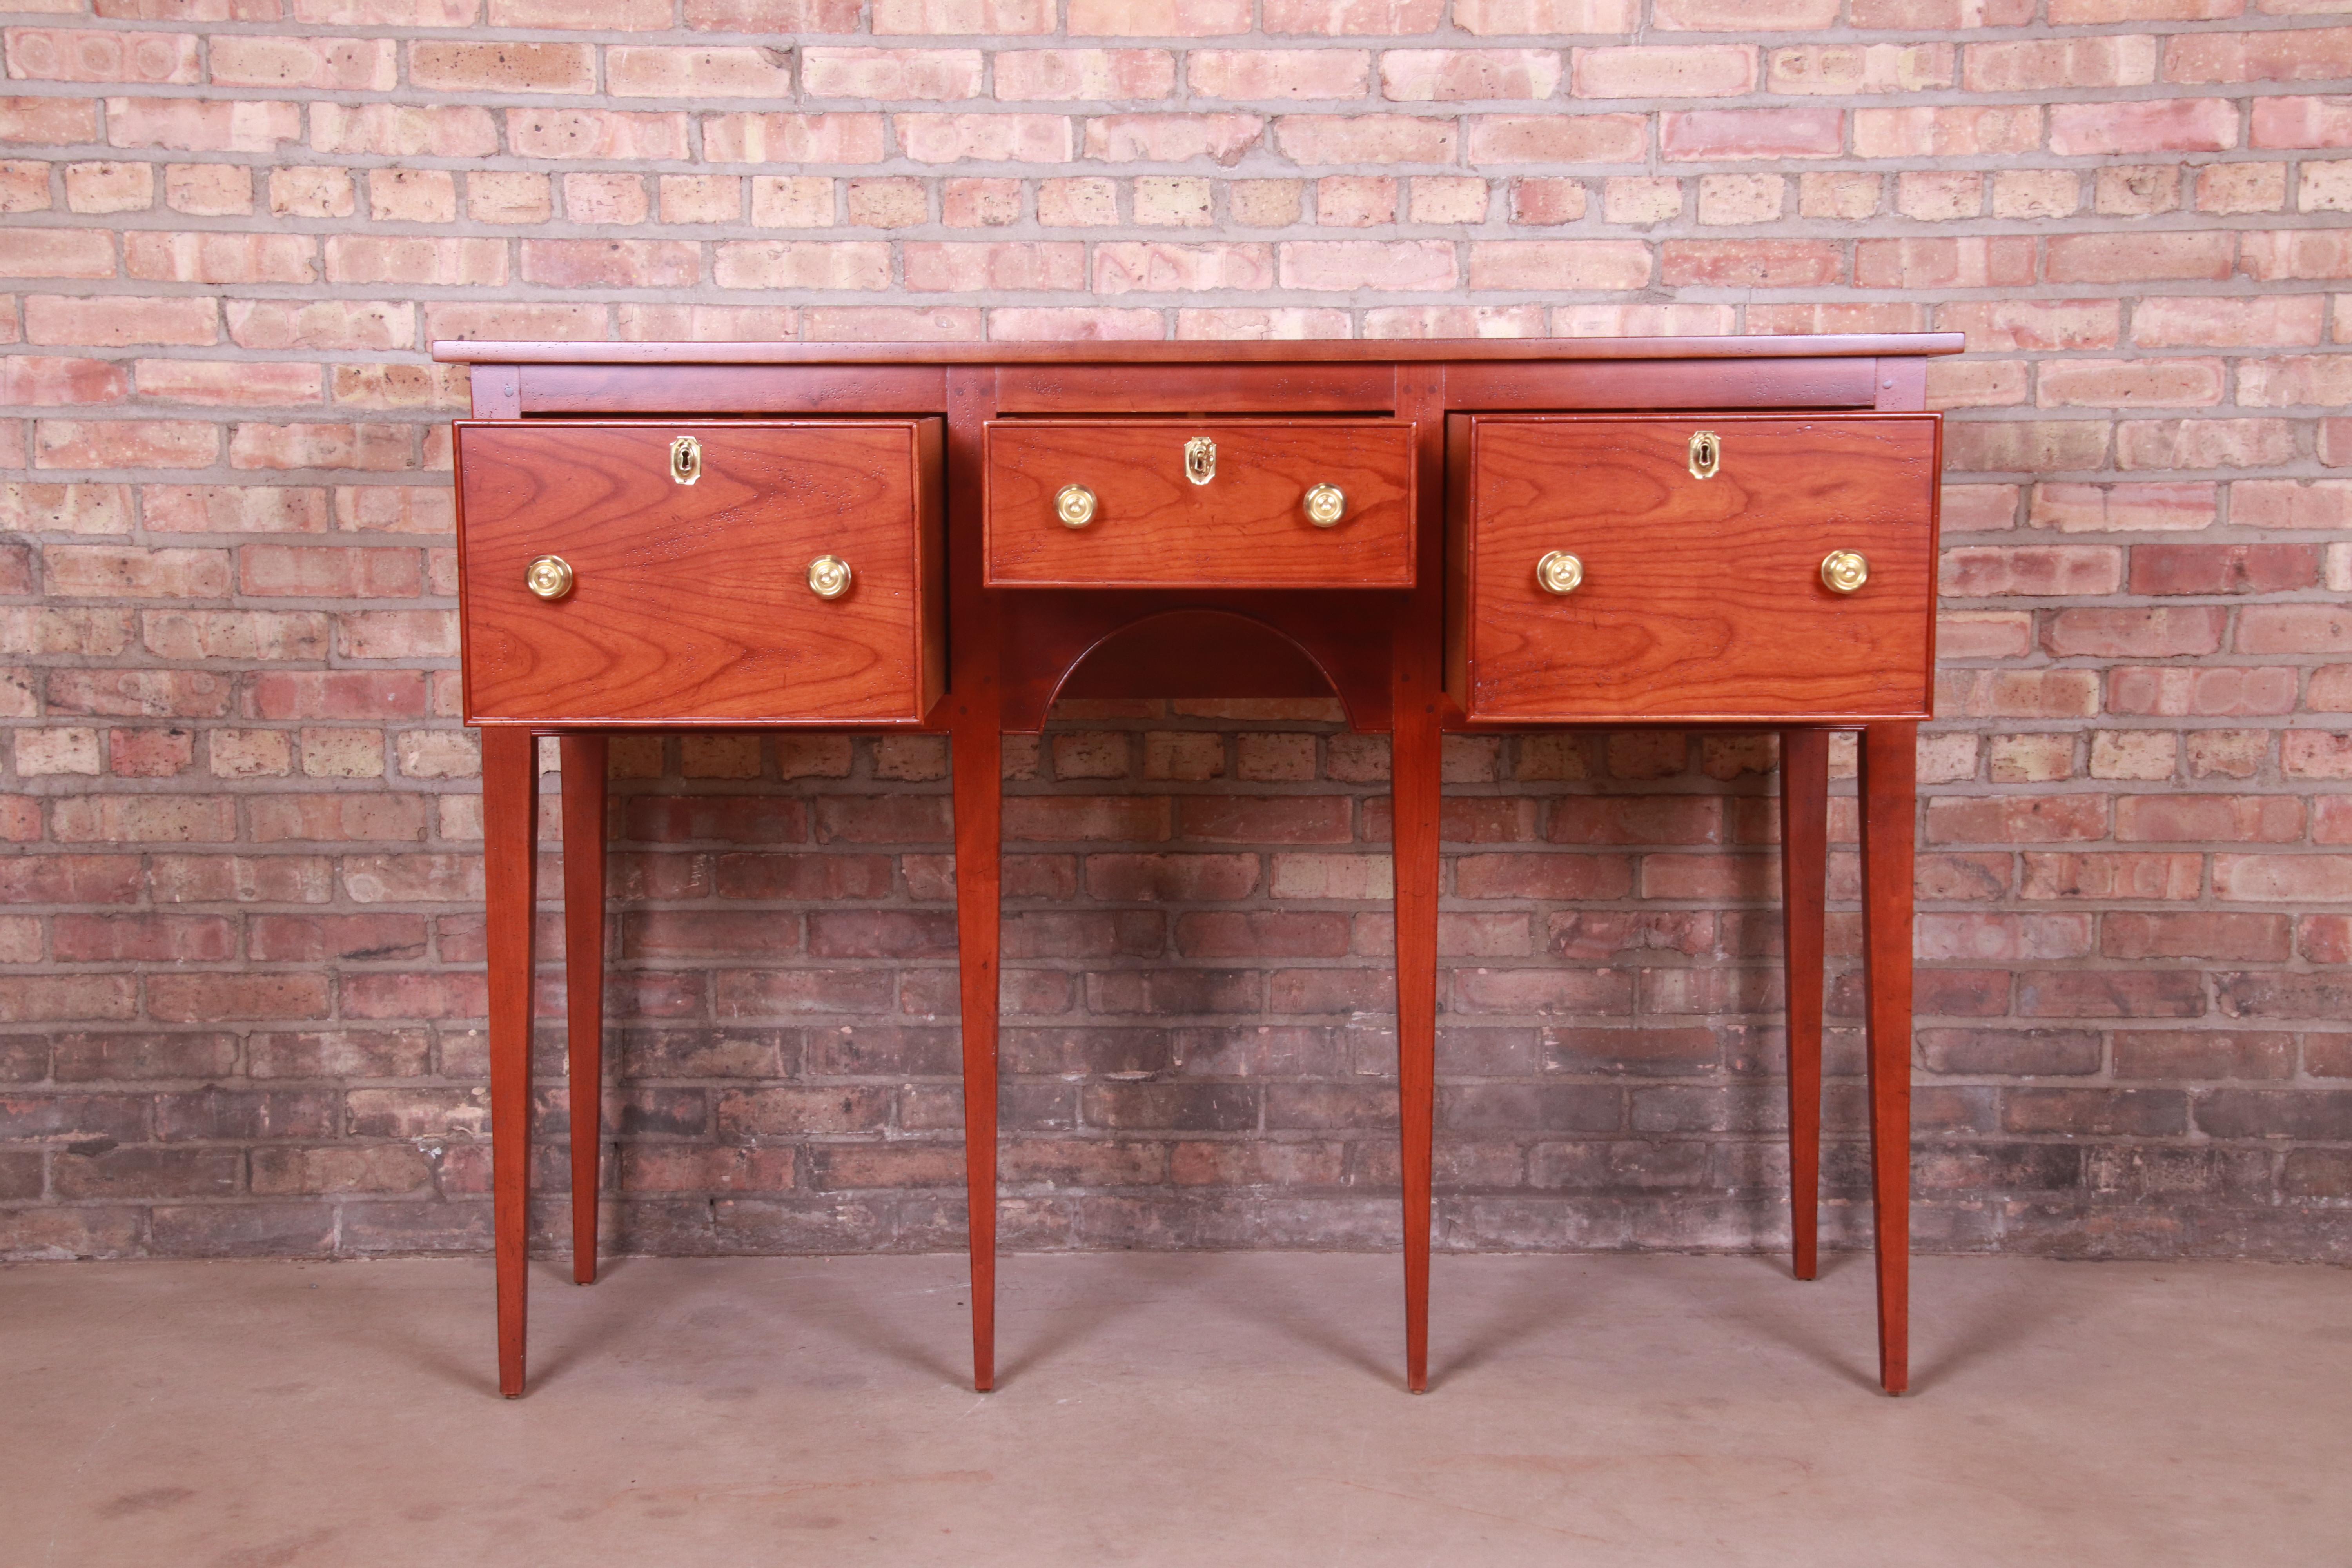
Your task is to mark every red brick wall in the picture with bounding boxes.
[3,0,2348,1263]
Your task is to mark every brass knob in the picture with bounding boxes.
[525,555,573,601]
[1303,483,1346,528]
[1820,550,1869,594]
[670,435,700,485]
[1688,430,1720,481]
[1055,484,1097,528]
[1184,435,1216,485]
[807,555,852,600]
[1535,550,1583,595]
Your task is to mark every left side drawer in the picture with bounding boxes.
[456,419,943,724]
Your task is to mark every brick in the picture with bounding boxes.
[907,112,1074,164]
[1770,43,1953,94]
[1964,37,2156,91]
[106,96,301,152]
[2037,359,2222,410]
[509,109,690,162]
[0,94,98,144]
[998,49,1174,101]
[703,113,885,165]
[1853,106,2041,158]
[211,34,396,90]
[610,46,797,98]
[1465,240,1650,291]
[4,28,200,83]
[1466,114,1645,165]
[1067,0,1254,31]
[1281,239,1457,291]
[1385,49,1559,100]
[311,103,498,158]
[0,228,115,280]
[1662,108,1841,161]
[1191,49,1370,100]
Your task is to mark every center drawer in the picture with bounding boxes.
[984,419,1417,589]
[456,419,942,724]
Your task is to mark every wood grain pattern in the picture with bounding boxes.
[1779,727,1829,1285]
[437,334,1965,367]
[1455,415,1939,723]
[1441,357,1877,412]
[481,726,537,1397]
[996,363,1396,414]
[1393,364,1446,1395]
[946,367,1002,1393]
[1859,721,1917,1396]
[457,419,942,724]
[560,733,606,1288]
[451,339,1953,1405]
[984,419,1416,589]
[519,363,946,417]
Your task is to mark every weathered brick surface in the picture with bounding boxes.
[4,0,2350,1265]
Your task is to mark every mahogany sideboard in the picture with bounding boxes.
[437,334,1959,1400]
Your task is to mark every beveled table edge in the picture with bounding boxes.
[432,333,1966,365]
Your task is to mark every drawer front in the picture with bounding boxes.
[457,419,942,723]
[1458,415,1938,722]
[984,419,1416,588]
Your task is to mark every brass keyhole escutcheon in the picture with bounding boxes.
[525,555,573,601]
[1303,483,1346,528]
[1184,436,1216,486]
[1535,550,1584,595]
[1688,430,1720,481]
[670,435,701,485]
[1055,484,1097,528]
[1821,550,1869,594]
[807,555,852,600]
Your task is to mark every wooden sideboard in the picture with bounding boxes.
[437,335,1959,1400]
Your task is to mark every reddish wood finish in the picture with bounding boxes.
[446,336,1952,1401]
[1441,356,1878,412]
[560,733,606,1287]
[480,726,538,1398]
[996,362,1397,414]
[1779,728,1829,1284]
[519,363,945,417]
[997,593,1401,733]
[946,367,1003,1393]
[1393,365,1446,1394]
[457,419,943,725]
[1858,722,1918,1396]
[1452,415,1939,724]
[437,334,1962,367]
[983,419,1416,590]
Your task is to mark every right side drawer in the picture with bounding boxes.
[1450,414,1940,724]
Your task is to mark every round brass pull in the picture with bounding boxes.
[525,555,573,601]
[1055,484,1097,528]
[807,555,852,600]
[1820,550,1869,594]
[1303,483,1346,528]
[1535,550,1584,595]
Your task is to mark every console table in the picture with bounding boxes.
[439,335,1957,1400]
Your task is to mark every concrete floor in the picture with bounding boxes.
[3,1251,2344,1567]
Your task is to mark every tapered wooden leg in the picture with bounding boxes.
[560,734,607,1287]
[951,718,1002,1393]
[1392,686,1442,1394]
[481,726,539,1398]
[1779,728,1829,1283]
[1857,722,1916,1395]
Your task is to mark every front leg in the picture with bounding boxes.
[1857,722,1917,1395]
[481,727,540,1397]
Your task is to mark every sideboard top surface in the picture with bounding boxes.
[433,333,1964,366]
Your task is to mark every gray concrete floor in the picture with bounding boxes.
[3,1251,2344,1567]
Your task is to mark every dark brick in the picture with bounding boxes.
[1919,1027,2102,1076]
